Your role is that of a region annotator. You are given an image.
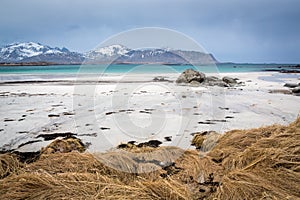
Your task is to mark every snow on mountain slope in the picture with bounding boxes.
[0,42,74,62]
[94,44,129,56]
[84,45,130,60]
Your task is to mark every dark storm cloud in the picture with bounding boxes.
[0,0,299,63]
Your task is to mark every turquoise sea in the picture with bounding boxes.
[0,63,296,74]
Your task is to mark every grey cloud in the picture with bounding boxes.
[0,0,299,63]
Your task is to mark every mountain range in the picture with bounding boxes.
[0,42,217,65]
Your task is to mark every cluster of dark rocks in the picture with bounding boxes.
[117,140,162,149]
[284,82,300,95]
[153,76,169,82]
[175,69,241,87]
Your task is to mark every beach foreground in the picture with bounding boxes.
[0,116,299,199]
[0,71,299,152]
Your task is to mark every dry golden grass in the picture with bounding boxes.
[191,134,205,149]
[0,117,299,199]
[41,136,86,154]
[191,131,221,152]
[0,150,193,200]
[208,117,300,199]
[0,153,21,179]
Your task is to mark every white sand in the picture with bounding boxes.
[0,72,299,152]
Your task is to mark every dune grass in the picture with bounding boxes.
[0,117,299,199]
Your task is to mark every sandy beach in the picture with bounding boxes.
[0,71,299,153]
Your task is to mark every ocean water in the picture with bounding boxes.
[0,63,295,75]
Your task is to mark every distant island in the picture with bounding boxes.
[0,62,70,66]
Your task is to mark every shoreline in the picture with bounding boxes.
[0,62,299,66]
[0,70,298,83]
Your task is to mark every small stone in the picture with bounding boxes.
[284,83,299,88]
[48,114,60,117]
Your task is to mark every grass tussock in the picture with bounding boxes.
[41,136,86,154]
[0,117,300,199]
[191,131,221,151]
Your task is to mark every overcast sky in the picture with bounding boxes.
[1,0,299,63]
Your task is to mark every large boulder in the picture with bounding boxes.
[176,69,206,84]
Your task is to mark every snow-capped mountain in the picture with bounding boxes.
[115,48,185,64]
[0,42,83,64]
[0,42,217,64]
[85,45,217,64]
[84,44,130,63]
